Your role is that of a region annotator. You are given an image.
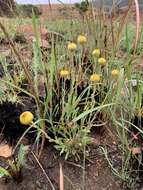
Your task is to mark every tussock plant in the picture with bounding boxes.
[0,2,143,188]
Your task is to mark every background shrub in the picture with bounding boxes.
[17,4,42,18]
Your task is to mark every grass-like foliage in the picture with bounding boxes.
[0,2,143,188]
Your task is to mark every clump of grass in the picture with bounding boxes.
[0,2,143,188]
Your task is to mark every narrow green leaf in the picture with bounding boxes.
[0,166,10,177]
[72,103,115,122]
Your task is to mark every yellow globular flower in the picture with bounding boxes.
[111,69,120,77]
[92,49,100,57]
[98,57,106,66]
[67,42,77,51]
[20,111,34,125]
[60,69,70,77]
[77,35,87,44]
[90,74,101,82]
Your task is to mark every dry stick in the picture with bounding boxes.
[110,13,115,56]
[31,151,56,190]
[38,121,46,159]
[0,21,45,159]
[102,10,107,54]
[59,163,64,190]
[133,0,140,55]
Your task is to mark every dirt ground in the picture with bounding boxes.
[0,132,121,190]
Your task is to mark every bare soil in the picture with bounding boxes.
[0,133,121,190]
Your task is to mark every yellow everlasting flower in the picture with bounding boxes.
[60,70,70,77]
[111,69,120,77]
[90,74,100,82]
[67,42,77,51]
[20,111,34,125]
[92,49,100,57]
[77,35,87,44]
[98,57,106,65]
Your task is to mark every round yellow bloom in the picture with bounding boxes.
[60,70,69,77]
[77,35,87,44]
[98,57,106,65]
[111,69,120,77]
[90,74,100,82]
[92,49,100,57]
[20,111,34,125]
[67,42,77,51]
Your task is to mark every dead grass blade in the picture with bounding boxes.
[133,0,140,54]
[59,163,64,190]
[31,151,56,190]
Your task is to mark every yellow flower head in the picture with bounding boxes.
[90,74,100,82]
[60,69,70,77]
[20,111,34,125]
[77,35,87,44]
[67,42,77,51]
[98,57,106,65]
[111,69,120,77]
[92,49,100,57]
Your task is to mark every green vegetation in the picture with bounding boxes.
[0,145,27,182]
[16,4,42,18]
[0,3,143,189]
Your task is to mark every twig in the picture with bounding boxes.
[133,0,140,54]
[31,151,55,190]
[59,163,64,190]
